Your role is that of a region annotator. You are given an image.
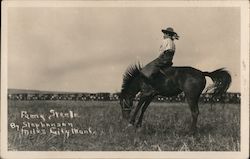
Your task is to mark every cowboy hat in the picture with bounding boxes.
[161,27,177,35]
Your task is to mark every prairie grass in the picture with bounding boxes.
[8,100,240,151]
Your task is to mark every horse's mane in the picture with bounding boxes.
[121,63,142,96]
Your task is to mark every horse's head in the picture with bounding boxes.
[119,94,133,120]
[119,64,142,120]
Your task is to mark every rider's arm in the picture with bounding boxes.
[159,39,169,54]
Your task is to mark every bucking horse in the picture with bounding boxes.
[119,64,231,132]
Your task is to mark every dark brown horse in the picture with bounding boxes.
[119,64,231,132]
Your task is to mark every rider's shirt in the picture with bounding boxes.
[159,38,175,54]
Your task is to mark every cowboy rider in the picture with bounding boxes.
[141,27,179,82]
[158,27,179,66]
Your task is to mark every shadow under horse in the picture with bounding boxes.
[119,64,231,132]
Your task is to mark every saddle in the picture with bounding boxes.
[140,66,172,94]
[140,59,172,79]
[141,50,174,78]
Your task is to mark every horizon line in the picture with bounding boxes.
[7,88,241,94]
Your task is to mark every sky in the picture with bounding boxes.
[7,6,240,93]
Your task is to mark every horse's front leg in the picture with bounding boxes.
[130,97,146,125]
[136,96,154,128]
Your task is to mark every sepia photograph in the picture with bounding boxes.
[1,1,249,159]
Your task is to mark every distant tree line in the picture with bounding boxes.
[8,92,240,104]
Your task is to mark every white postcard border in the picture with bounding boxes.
[1,1,249,159]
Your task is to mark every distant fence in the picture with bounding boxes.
[8,92,240,104]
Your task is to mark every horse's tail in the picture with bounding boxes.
[203,68,232,98]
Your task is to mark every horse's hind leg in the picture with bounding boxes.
[186,97,199,132]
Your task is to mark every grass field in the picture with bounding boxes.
[8,100,240,151]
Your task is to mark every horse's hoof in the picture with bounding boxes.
[123,123,134,131]
[188,131,195,136]
[136,127,143,133]
[127,123,133,127]
[136,124,142,129]
[189,128,198,136]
